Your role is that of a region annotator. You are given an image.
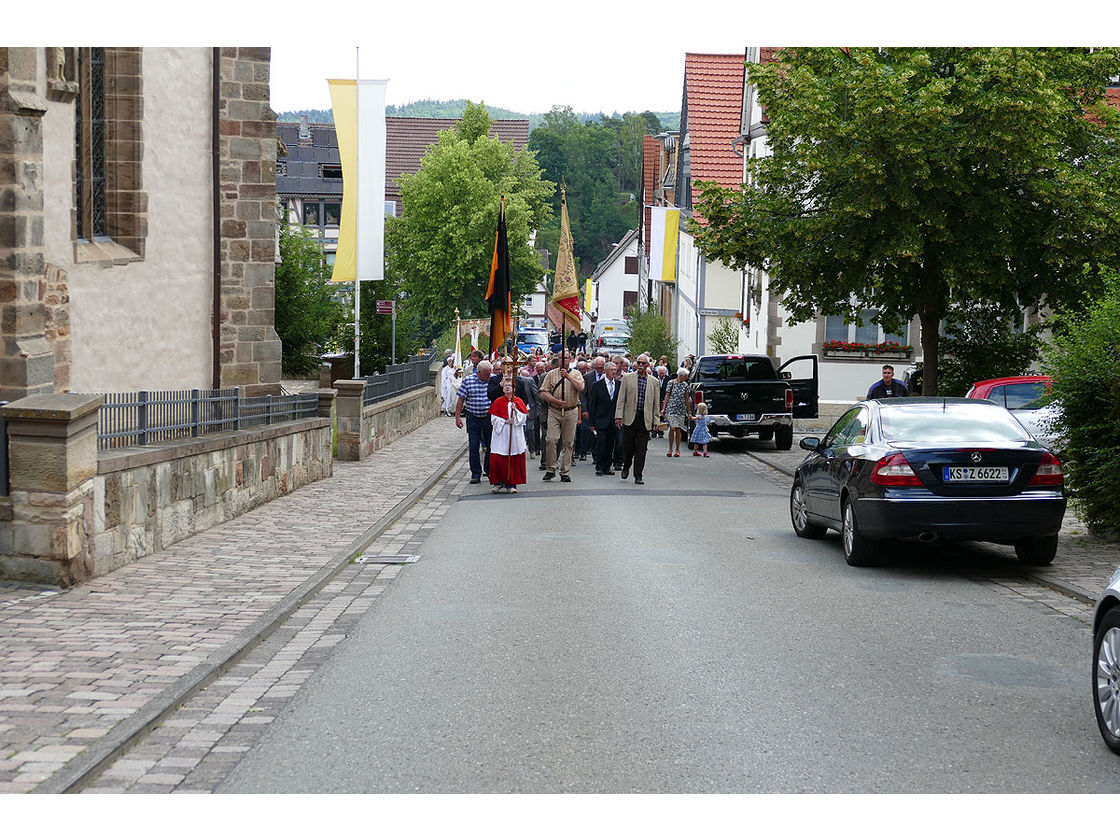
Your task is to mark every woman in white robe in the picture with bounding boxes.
[440,358,457,415]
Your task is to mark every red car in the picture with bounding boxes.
[965,375,1061,450]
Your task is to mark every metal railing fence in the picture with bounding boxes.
[362,350,439,406]
[98,388,319,450]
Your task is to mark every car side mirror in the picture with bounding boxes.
[800,436,821,451]
[781,371,792,380]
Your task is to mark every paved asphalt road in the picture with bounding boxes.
[220,438,1120,793]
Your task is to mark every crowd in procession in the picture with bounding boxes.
[438,345,709,494]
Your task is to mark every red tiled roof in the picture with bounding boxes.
[386,117,529,205]
[683,53,746,218]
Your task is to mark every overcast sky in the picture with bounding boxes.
[27,0,1118,119]
[266,1,1118,116]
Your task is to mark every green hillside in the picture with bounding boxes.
[278,101,680,132]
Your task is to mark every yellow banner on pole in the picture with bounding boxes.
[551,186,581,329]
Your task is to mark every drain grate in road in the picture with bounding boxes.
[356,554,420,565]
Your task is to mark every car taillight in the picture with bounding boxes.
[1028,452,1064,486]
[871,453,922,487]
[693,390,703,405]
[785,388,794,412]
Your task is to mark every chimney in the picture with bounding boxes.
[299,114,311,146]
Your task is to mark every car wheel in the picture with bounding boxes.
[757,429,774,441]
[1014,535,1058,565]
[1094,606,1120,755]
[790,481,826,539]
[775,426,794,450]
[842,497,878,567]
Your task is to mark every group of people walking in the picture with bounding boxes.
[446,347,712,494]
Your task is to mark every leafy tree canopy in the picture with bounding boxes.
[385,102,554,333]
[530,106,654,276]
[274,224,346,376]
[693,47,1120,394]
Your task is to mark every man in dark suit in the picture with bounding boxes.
[487,358,533,404]
[586,361,620,475]
[653,364,671,438]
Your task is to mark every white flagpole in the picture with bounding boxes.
[354,46,361,379]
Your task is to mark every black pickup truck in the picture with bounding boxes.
[687,354,819,449]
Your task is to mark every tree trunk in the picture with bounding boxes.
[916,255,942,396]
[918,307,940,396]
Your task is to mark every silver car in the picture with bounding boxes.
[1093,566,1120,755]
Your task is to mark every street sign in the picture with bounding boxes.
[375,300,395,315]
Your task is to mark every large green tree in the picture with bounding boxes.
[385,102,554,333]
[693,48,1120,394]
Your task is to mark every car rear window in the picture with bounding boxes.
[879,402,1032,443]
[993,382,1047,410]
[695,358,777,381]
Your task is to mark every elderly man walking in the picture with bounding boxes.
[539,354,584,483]
[455,359,494,484]
[615,355,660,485]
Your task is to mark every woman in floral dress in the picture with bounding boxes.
[661,368,692,457]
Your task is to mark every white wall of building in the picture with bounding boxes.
[674,231,700,358]
[591,235,639,323]
[42,48,215,392]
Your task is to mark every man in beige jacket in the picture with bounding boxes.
[614,355,660,485]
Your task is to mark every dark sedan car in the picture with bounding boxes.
[789,398,1066,567]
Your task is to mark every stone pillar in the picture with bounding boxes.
[315,388,337,419]
[333,380,366,461]
[0,394,103,585]
[216,47,282,394]
[0,48,55,401]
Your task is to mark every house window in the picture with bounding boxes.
[75,47,107,241]
[324,202,341,225]
[825,310,909,345]
[303,202,320,226]
[320,164,343,179]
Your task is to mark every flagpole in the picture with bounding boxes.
[353,46,361,379]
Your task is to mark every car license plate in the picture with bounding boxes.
[942,466,1009,483]
[735,414,756,422]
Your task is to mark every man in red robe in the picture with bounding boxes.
[488,379,528,494]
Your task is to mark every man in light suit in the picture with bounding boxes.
[614,355,660,485]
[586,362,620,475]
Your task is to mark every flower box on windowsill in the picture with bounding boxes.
[823,348,913,360]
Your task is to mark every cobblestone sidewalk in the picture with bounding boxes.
[78,460,472,793]
[0,417,467,793]
[741,435,1120,604]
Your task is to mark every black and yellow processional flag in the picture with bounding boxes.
[485,197,511,358]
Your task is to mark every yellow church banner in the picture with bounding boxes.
[327,78,387,283]
[648,206,681,283]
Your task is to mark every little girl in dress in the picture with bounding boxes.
[689,402,711,457]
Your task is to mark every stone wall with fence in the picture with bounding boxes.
[334,380,440,461]
[0,390,335,586]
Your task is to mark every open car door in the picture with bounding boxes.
[778,354,819,418]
